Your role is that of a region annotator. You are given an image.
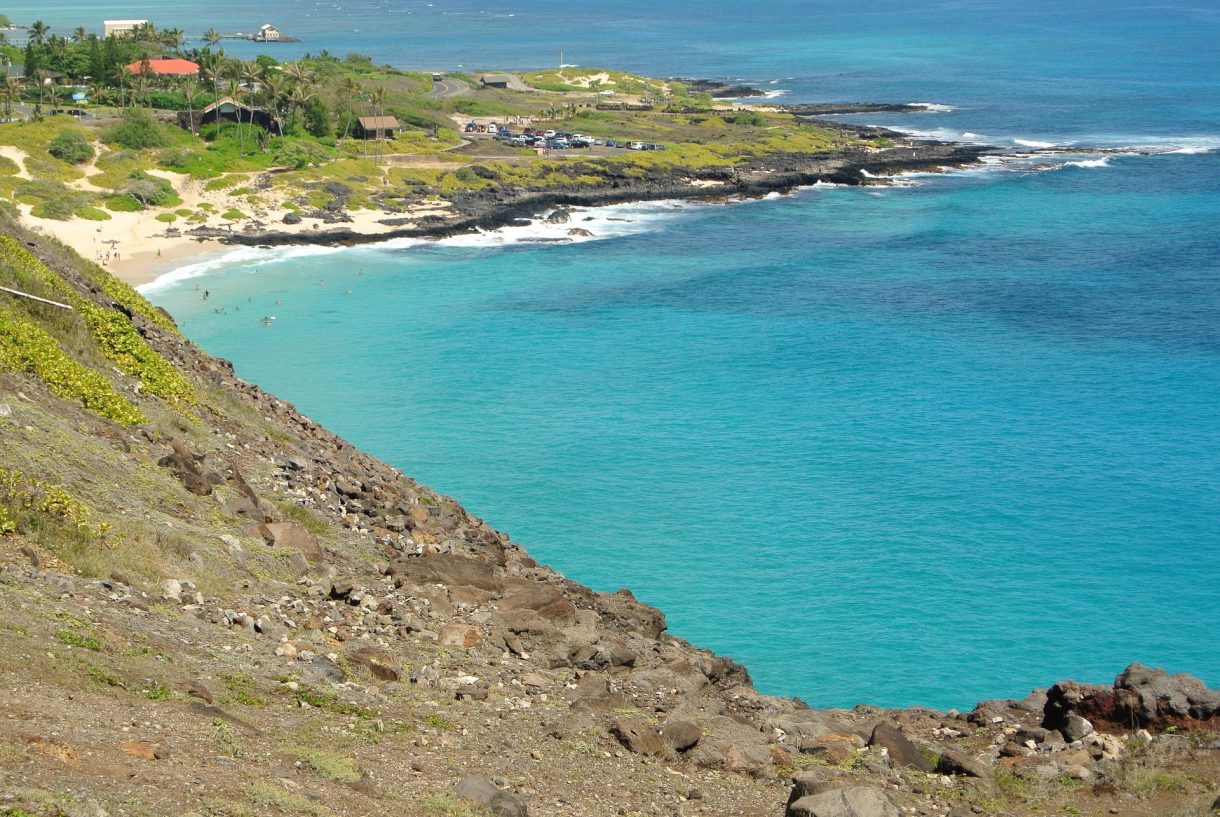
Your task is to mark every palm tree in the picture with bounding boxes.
[203,28,221,51]
[370,86,388,164]
[338,77,362,140]
[181,77,198,133]
[27,20,49,46]
[162,28,185,55]
[30,67,44,118]
[224,78,242,149]
[2,76,18,119]
[73,26,87,43]
[239,62,261,144]
[260,74,285,130]
[283,62,314,88]
[283,83,308,135]
[137,62,155,108]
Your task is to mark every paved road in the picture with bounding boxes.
[424,77,471,99]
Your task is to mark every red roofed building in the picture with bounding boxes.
[126,58,200,77]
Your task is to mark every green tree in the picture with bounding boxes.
[49,131,95,164]
[28,20,50,46]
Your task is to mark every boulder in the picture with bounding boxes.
[867,723,934,772]
[786,785,900,817]
[389,553,500,592]
[610,716,665,756]
[455,775,528,817]
[1062,713,1094,742]
[686,715,775,775]
[440,623,482,648]
[346,646,401,682]
[661,720,702,752]
[545,209,571,224]
[498,583,577,625]
[800,734,859,766]
[935,748,992,780]
[261,521,325,563]
[567,673,626,712]
[771,713,847,751]
[787,767,832,804]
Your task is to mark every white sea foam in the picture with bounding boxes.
[1012,138,1060,149]
[139,244,349,294]
[909,102,956,113]
[1062,157,1111,169]
[436,201,692,249]
[761,89,788,99]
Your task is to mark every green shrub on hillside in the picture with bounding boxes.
[104,194,143,212]
[0,466,111,540]
[274,141,333,170]
[48,131,95,165]
[123,171,179,207]
[75,302,194,405]
[0,309,144,425]
[103,110,172,151]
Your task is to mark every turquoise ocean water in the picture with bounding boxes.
[27,0,1219,708]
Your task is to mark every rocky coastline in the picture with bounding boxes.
[781,102,941,116]
[187,138,990,250]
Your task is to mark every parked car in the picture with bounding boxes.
[548,138,570,149]
[543,129,557,138]
[604,139,618,148]
[628,141,645,150]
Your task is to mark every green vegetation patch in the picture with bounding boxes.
[0,235,188,395]
[56,627,105,651]
[0,466,112,540]
[48,131,95,165]
[286,746,361,783]
[294,686,373,718]
[103,194,143,212]
[203,174,250,192]
[103,110,174,151]
[0,310,144,425]
[75,207,112,222]
[222,674,268,708]
[249,781,331,817]
[76,302,194,405]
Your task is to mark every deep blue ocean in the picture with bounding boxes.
[27,0,1220,709]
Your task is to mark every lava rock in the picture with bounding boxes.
[867,723,933,772]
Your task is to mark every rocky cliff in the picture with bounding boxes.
[1,214,1217,817]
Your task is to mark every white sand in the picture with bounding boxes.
[7,143,453,288]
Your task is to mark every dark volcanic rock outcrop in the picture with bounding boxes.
[1044,663,1220,732]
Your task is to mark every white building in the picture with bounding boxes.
[103,19,148,38]
[257,24,280,41]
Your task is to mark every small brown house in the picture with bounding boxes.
[356,115,401,140]
[480,74,512,89]
[179,96,281,135]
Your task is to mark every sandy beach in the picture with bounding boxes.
[6,142,454,289]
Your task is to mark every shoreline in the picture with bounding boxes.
[90,138,990,288]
